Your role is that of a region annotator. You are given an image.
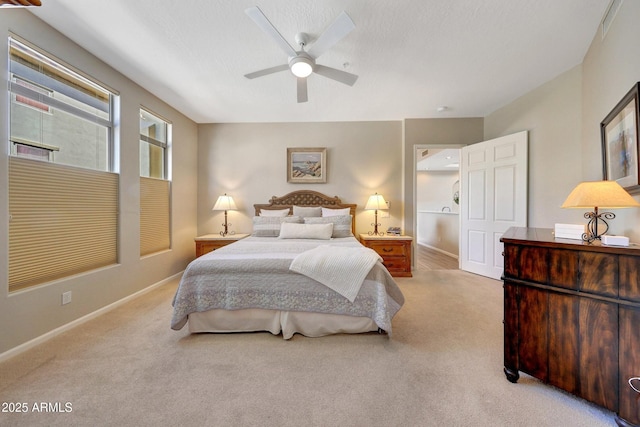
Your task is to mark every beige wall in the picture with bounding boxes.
[581,0,640,239]
[484,65,584,228]
[0,11,198,355]
[197,122,402,237]
[485,0,640,240]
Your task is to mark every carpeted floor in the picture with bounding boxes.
[0,269,616,426]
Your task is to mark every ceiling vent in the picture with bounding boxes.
[602,0,623,39]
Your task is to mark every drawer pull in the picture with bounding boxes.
[629,377,640,394]
[382,248,393,253]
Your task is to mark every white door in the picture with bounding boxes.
[460,131,528,279]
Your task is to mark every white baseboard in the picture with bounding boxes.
[0,271,183,363]
[417,242,459,260]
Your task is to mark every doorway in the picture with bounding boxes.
[413,144,464,271]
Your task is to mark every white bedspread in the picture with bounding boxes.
[289,245,382,302]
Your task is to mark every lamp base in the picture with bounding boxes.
[219,210,235,237]
[581,209,615,243]
[368,210,385,236]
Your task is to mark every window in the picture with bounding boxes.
[9,36,116,172]
[7,36,119,292]
[140,108,171,256]
[140,108,168,179]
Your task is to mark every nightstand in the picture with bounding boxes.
[359,234,413,277]
[194,234,249,257]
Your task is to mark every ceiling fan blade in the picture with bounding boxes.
[307,11,355,59]
[244,64,289,79]
[314,64,358,86]
[245,6,298,58]
[297,77,308,103]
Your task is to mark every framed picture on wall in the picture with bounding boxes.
[287,147,327,183]
[601,82,640,194]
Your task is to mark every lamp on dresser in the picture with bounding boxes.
[365,192,388,236]
[212,193,237,236]
[561,180,640,243]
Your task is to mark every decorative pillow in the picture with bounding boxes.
[278,222,333,240]
[252,216,302,237]
[292,205,322,217]
[322,207,351,217]
[304,215,353,238]
[260,208,290,217]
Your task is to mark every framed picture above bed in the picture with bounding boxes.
[287,147,327,183]
[601,82,640,194]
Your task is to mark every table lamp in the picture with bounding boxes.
[365,193,388,236]
[212,193,237,236]
[561,180,640,243]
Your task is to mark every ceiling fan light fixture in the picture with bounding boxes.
[290,56,314,78]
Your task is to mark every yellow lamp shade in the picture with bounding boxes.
[561,181,640,209]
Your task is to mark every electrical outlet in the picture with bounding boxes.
[62,291,72,305]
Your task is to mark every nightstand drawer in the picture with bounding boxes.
[366,241,408,257]
[383,257,411,272]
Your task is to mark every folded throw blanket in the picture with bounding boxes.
[289,245,382,302]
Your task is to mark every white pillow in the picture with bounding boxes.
[278,222,333,240]
[322,207,350,217]
[293,205,322,217]
[260,208,290,217]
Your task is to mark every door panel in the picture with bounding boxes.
[467,230,486,264]
[461,131,528,279]
[468,169,486,220]
[495,165,516,221]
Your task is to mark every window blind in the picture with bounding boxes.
[8,157,118,292]
[140,177,171,256]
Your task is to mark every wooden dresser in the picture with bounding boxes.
[194,234,249,258]
[501,227,640,427]
[359,234,412,277]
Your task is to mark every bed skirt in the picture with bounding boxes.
[187,308,380,339]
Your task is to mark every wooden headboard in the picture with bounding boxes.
[254,190,357,235]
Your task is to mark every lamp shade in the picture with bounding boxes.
[365,193,388,210]
[561,181,640,209]
[212,194,237,211]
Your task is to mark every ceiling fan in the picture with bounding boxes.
[244,6,358,103]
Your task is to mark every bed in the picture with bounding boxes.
[171,190,405,339]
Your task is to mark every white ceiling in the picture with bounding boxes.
[30,0,609,124]
[417,148,460,172]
